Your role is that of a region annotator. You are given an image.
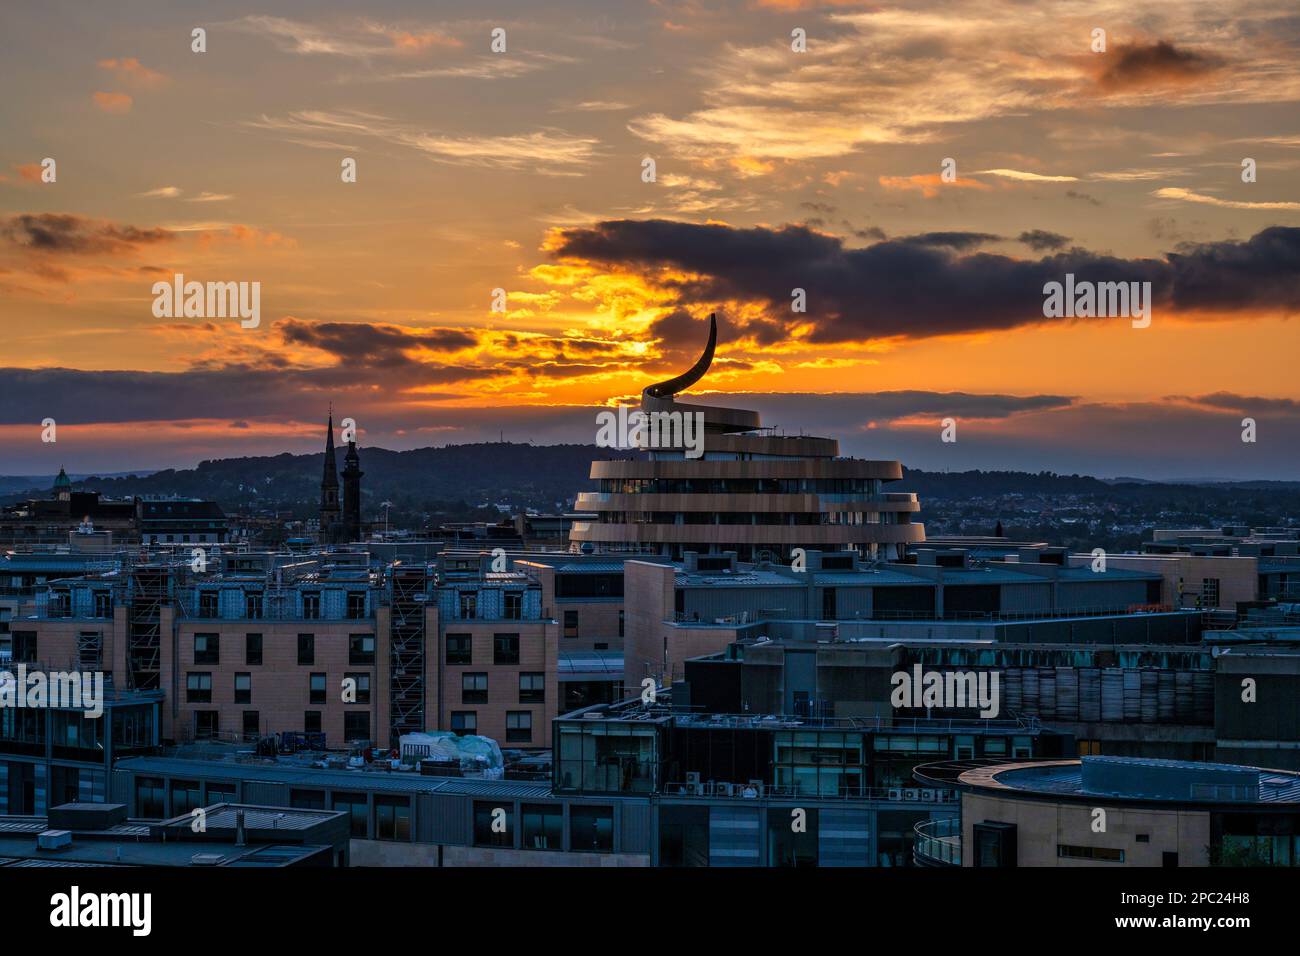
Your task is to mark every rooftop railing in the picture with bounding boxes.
[913,817,962,866]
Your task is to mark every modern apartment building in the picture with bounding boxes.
[570,315,925,562]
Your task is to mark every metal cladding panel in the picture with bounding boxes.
[1022,669,1039,715]
[999,582,1051,613]
[708,806,760,867]
[1158,671,1176,722]
[1175,671,1195,722]
[423,793,469,845]
[1038,668,1057,719]
[620,801,652,854]
[110,769,132,807]
[1055,668,1079,721]
[1004,670,1023,714]
[1101,668,1125,723]
[1079,668,1101,722]
[1193,672,1215,723]
[818,809,871,867]
[1140,670,1159,723]
[1123,670,1142,722]
[241,781,289,807]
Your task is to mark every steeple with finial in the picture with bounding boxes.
[320,407,340,539]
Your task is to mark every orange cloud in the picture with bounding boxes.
[878,173,992,199]
[93,91,133,114]
[387,30,462,54]
[15,163,44,183]
[97,57,169,89]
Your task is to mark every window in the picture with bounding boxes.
[506,711,532,743]
[245,592,263,619]
[186,672,212,703]
[618,610,624,638]
[136,777,166,818]
[198,592,218,618]
[459,592,477,619]
[519,672,544,703]
[345,673,371,704]
[570,806,614,853]
[234,672,251,704]
[1201,578,1221,608]
[194,633,219,664]
[473,801,511,847]
[303,592,321,619]
[1057,844,1124,862]
[346,592,366,620]
[11,631,36,663]
[344,711,370,742]
[171,780,202,816]
[193,711,218,739]
[446,634,472,665]
[298,633,315,665]
[205,782,236,804]
[290,789,325,810]
[450,712,476,736]
[245,633,262,666]
[374,796,411,842]
[349,634,375,665]
[94,592,112,618]
[494,633,520,665]
[242,711,260,739]
[563,610,579,638]
[304,711,322,734]
[522,804,563,850]
[462,673,488,704]
[504,592,522,620]
[1077,739,1102,756]
[310,672,327,704]
[332,792,368,838]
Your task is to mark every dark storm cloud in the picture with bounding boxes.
[0,213,174,254]
[278,319,477,359]
[1097,41,1225,91]
[1018,230,1070,251]
[549,220,1300,343]
[897,232,1002,250]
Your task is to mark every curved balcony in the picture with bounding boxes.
[913,817,962,867]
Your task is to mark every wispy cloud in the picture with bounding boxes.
[1153,187,1300,211]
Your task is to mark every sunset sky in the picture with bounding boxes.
[2,0,1299,479]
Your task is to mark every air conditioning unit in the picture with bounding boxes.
[190,853,225,866]
[888,788,902,801]
[746,779,765,797]
[37,830,72,851]
[717,782,735,797]
[920,789,935,802]
[685,772,701,794]
[904,789,919,801]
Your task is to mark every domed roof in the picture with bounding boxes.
[53,466,71,489]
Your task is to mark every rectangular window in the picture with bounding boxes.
[1201,578,1221,608]
[349,633,375,665]
[94,592,112,618]
[346,673,371,704]
[344,711,370,742]
[136,777,166,818]
[242,710,260,739]
[304,710,322,734]
[170,780,202,816]
[303,592,321,619]
[290,789,325,810]
[563,610,579,638]
[473,801,511,847]
[494,633,520,665]
[332,791,368,838]
[245,633,263,665]
[506,711,532,743]
[570,805,614,853]
[194,633,219,664]
[450,711,476,736]
[310,672,326,704]
[198,592,218,618]
[462,672,488,704]
[245,592,264,619]
[618,610,624,638]
[298,633,315,665]
[346,592,366,620]
[1058,844,1125,862]
[234,672,251,704]
[519,672,544,703]
[459,592,477,619]
[374,796,411,842]
[522,804,563,850]
[446,633,472,665]
[11,631,36,663]
[186,672,212,703]
[504,592,522,620]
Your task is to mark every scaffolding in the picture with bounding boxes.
[127,563,170,690]
[388,565,429,747]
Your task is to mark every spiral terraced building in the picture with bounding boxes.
[570,314,925,561]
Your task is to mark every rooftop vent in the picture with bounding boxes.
[37,829,73,851]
